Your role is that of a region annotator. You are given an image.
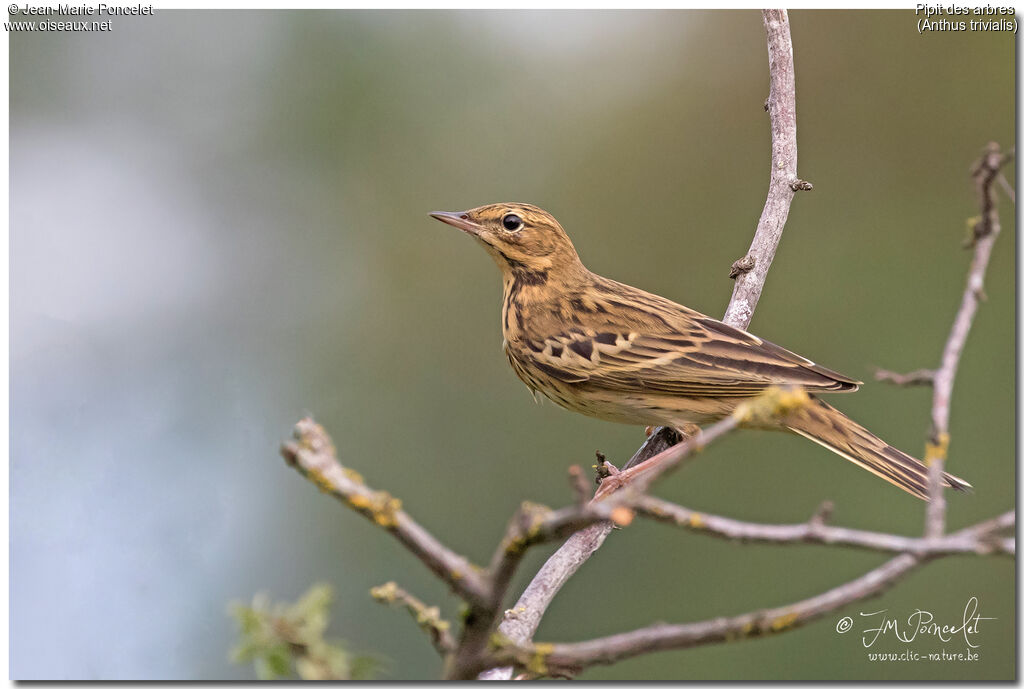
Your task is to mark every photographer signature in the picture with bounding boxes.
[835,597,995,648]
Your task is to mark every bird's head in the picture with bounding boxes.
[430,203,583,282]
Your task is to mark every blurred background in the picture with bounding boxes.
[10,9,1014,680]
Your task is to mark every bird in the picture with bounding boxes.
[429,203,971,500]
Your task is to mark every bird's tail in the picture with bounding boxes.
[782,397,972,500]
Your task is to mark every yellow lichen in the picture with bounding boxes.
[925,432,950,466]
[504,502,552,554]
[306,468,334,494]
[417,605,447,630]
[370,581,398,603]
[348,490,402,528]
[342,467,365,485]
[770,612,799,631]
[734,386,810,426]
[488,631,512,649]
[526,642,555,676]
[688,512,705,528]
[504,606,527,619]
[371,493,402,528]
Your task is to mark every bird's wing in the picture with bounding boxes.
[518,285,860,397]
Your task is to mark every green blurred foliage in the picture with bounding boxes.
[229,583,381,680]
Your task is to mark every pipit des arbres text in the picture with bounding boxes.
[430,203,970,500]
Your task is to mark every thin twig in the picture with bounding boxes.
[924,142,1011,537]
[873,367,935,387]
[459,393,789,679]
[284,409,1012,679]
[370,581,457,656]
[996,172,1014,203]
[567,465,590,508]
[479,11,807,679]
[490,508,1015,676]
[281,418,491,609]
[635,497,1014,557]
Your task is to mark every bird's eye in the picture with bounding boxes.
[502,214,523,232]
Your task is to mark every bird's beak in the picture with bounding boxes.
[429,211,483,236]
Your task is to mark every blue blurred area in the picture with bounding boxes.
[10,10,1014,679]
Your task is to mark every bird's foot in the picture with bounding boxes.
[592,460,650,500]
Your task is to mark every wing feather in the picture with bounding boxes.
[515,279,860,397]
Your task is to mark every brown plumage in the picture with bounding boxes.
[430,203,971,500]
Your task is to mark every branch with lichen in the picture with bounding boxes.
[281,387,815,679]
[489,552,922,678]
[478,512,1012,677]
[635,497,1014,557]
[446,387,812,678]
[875,142,1013,538]
[371,581,456,656]
[282,381,1013,678]
[281,418,490,609]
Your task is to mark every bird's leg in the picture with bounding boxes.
[593,425,699,500]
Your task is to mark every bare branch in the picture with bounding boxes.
[924,142,1011,536]
[491,505,1014,676]
[723,9,803,329]
[567,465,590,508]
[370,581,456,656]
[481,11,808,678]
[476,523,613,680]
[635,496,1014,557]
[461,395,779,679]
[283,404,1012,679]
[595,388,810,500]
[873,367,935,387]
[996,172,1014,203]
[281,418,491,609]
[494,553,925,676]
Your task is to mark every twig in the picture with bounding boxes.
[996,172,1014,203]
[284,408,1012,678]
[873,367,935,387]
[493,553,926,676]
[488,504,1014,676]
[370,581,456,656]
[480,12,807,679]
[460,391,799,679]
[491,508,1016,675]
[281,418,491,609]
[567,465,590,508]
[723,9,804,329]
[634,496,1014,557]
[596,388,809,500]
[476,524,613,680]
[924,142,1011,537]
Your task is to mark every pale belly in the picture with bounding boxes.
[538,383,729,427]
[506,349,730,427]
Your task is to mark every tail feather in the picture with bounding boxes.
[783,397,972,500]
